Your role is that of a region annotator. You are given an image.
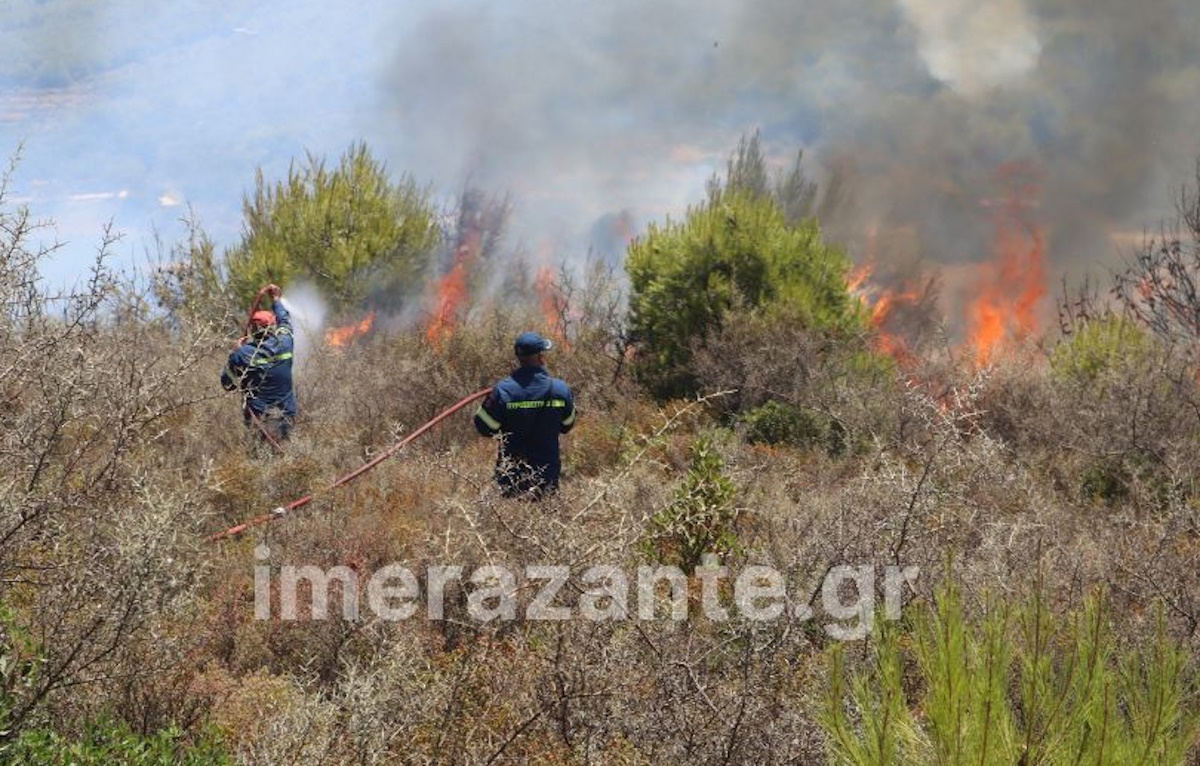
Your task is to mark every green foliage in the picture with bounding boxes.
[707,129,818,225]
[820,582,1200,765]
[1050,315,1154,383]
[822,622,920,766]
[643,433,739,573]
[0,603,42,742]
[225,141,440,312]
[740,399,834,452]
[626,190,860,399]
[3,720,232,765]
[1,600,229,763]
[1050,315,1175,505]
[1079,460,1130,503]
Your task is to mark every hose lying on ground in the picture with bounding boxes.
[246,407,287,453]
[209,387,492,542]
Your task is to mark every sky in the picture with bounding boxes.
[2,0,1199,302]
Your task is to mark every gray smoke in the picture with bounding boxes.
[377,0,1200,293]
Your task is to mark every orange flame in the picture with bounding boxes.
[870,284,925,364]
[846,263,873,294]
[325,311,376,347]
[871,291,895,325]
[426,232,481,345]
[848,261,921,364]
[534,265,555,320]
[967,165,1047,365]
[533,264,570,347]
[426,261,469,344]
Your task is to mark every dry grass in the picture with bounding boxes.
[6,212,1200,763]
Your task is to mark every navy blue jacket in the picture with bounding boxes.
[221,300,296,416]
[475,365,576,492]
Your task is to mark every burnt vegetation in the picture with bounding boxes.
[5,139,1200,764]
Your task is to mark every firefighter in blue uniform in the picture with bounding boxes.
[221,284,296,442]
[475,331,576,498]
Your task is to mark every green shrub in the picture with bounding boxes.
[740,399,833,451]
[225,141,440,312]
[820,582,1199,765]
[626,189,860,400]
[643,433,739,573]
[1051,315,1155,382]
[1079,460,1130,503]
[3,720,231,765]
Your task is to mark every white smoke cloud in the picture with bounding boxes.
[896,0,1041,96]
[277,282,326,374]
[5,0,1200,296]
[373,0,1200,294]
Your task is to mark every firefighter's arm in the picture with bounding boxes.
[474,391,503,436]
[559,386,577,434]
[221,348,248,391]
[271,295,292,333]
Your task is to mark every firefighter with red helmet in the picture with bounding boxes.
[221,284,296,442]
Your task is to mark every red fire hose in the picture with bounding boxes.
[243,284,273,341]
[246,406,287,454]
[209,387,492,542]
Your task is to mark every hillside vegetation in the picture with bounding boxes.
[4,141,1200,764]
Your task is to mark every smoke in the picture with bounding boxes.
[1,1,237,88]
[376,0,1200,304]
[896,0,1041,97]
[277,282,327,373]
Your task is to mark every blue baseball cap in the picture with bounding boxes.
[514,331,553,356]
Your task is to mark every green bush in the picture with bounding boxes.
[643,433,740,573]
[739,399,833,450]
[820,582,1199,765]
[1050,315,1155,383]
[3,720,231,765]
[1079,460,1130,503]
[225,141,440,312]
[626,189,860,400]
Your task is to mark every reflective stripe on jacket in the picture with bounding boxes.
[220,299,297,416]
[474,365,575,488]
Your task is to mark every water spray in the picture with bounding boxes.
[276,282,327,372]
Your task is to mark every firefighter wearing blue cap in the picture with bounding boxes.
[474,331,577,497]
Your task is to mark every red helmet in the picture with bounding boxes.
[251,310,276,328]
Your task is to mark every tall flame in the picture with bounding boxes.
[325,311,376,347]
[426,232,480,345]
[426,261,469,343]
[967,164,1047,365]
[848,261,923,364]
[533,264,568,345]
